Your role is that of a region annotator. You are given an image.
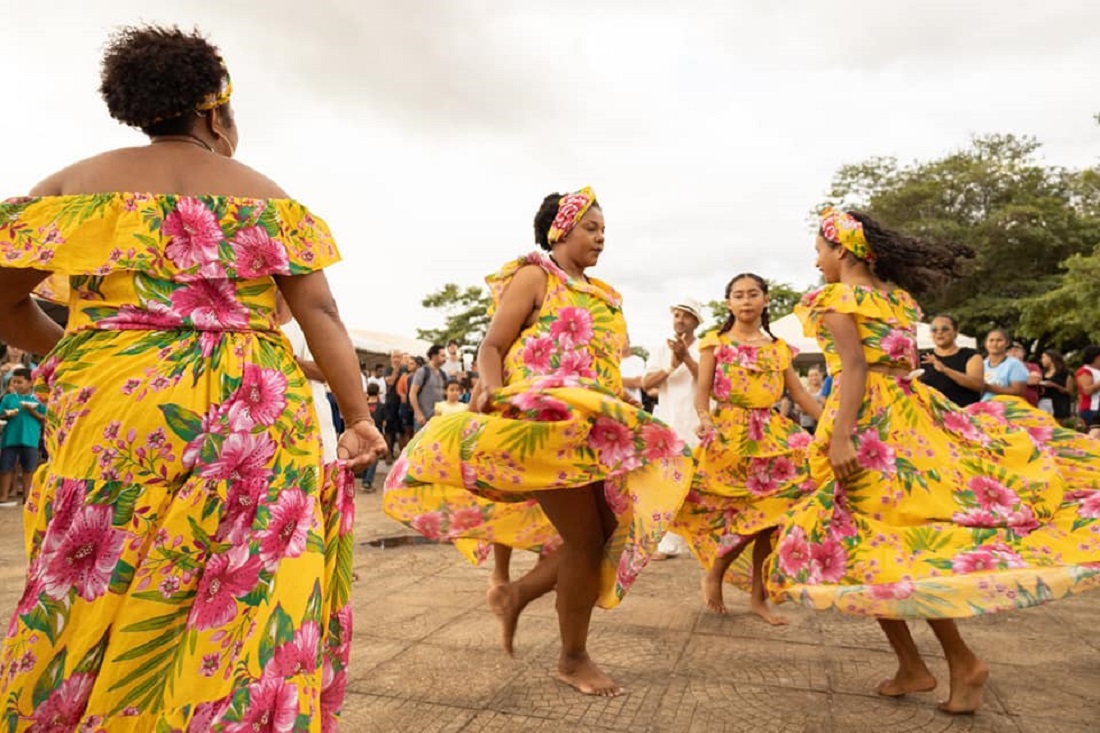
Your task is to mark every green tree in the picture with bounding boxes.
[417,283,492,348]
[825,134,1100,354]
[705,280,808,331]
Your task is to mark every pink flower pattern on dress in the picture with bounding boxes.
[233,225,290,278]
[230,365,289,427]
[27,672,95,732]
[0,194,351,726]
[225,677,299,733]
[163,197,223,270]
[855,431,895,475]
[778,527,811,576]
[267,620,321,678]
[170,279,250,330]
[41,505,126,602]
[968,476,1017,512]
[548,306,594,348]
[588,417,636,469]
[190,545,263,631]
[880,329,914,362]
[556,348,596,379]
[520,335,554,373]
[258,489,315,569]
[640,422,684,462]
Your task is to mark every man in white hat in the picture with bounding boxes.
[643,297,704,560]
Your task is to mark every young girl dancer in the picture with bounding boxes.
[671,273,820,624]
[768,207,1100,714]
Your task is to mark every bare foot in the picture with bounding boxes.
[749,598,788,626]
[702,574,727,615]
[486,583,522,656]
[651,552,670,562]
[938,658,989,715]
[489,574,510,589]
[553,654,625,697]
[876,667,938,697]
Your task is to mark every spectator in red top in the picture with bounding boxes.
[1008,342,1042,407]
[1075,346,1100,426]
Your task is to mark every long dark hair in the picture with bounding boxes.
[718,273,777,340]
[825,211,974,296]
[1042,349,1066,374]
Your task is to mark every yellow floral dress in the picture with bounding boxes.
[670,332,813,587]
[768,283,1100,618]
[384,253,693,608]
[0,194,354,732]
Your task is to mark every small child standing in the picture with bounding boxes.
[361,382,387,492]
[0,368,45,507]
[434,380,468,418]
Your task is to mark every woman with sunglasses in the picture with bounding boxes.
[919,314,983,407]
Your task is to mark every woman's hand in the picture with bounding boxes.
[471,382,498,414]
[828,436,861,481]
[920,352,945,373]
[337,419,389,470]
[695,415,715,441]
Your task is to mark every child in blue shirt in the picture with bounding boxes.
[0,367,45,506]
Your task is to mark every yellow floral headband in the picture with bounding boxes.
[196,70,233,113]
[548,186,597,244]
[819,206,874,262]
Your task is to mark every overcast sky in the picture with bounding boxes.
[4,1,1099,355]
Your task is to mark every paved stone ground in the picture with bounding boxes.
[2,464,1099,731]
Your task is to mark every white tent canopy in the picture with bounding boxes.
[769,313,977,359]
[347,329,432,358]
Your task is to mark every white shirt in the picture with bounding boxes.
[367,375,387,400]
[645,338,701,448]
[620,354,645,403]
[442,355,464,379]
[282,320,338,462]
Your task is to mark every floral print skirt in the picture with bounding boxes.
[767,374,1100,618]
[384,376,693,608]
[0,328,354,732]
[671,405,814,589]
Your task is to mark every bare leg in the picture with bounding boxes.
[487,549,559,656]
[536,484,624,697]
[490,544,513,587]
[876,620,938,696]
[928,619,988,714]
[18,468,32,498]
[0,472,12,503]
[702,541,746,615]
[749,531,787,626]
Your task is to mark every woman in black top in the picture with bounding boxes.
[919,313,984,407]
[1038,349,1074,421]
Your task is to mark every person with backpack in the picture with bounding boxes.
[409,344,448,432]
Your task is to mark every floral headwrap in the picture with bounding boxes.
[196,69,233,113]
[547,186,597,244]
[819,206,874,262]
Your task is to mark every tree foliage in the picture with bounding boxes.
[705,280,810,331]
[417,283,492,348]
[824,134,1100,355]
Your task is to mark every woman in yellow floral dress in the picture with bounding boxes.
[0,27,386,732]
[384,188,693,697]
[768,208,1100,714]
[671,273,820,624]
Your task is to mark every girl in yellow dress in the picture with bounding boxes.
[384,188,693,697]
[0,27,386,732]
[768,208,1100,714]
[671,273,820,624]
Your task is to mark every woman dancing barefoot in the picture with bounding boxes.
[671,274,820,624]
[768,208,1100,714]
[385,188,692,696]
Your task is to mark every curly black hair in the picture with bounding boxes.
[100,25,227,135]
[823,211,974,296]
[533,192,601,251]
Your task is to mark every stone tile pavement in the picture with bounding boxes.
[2,465,1099,732]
